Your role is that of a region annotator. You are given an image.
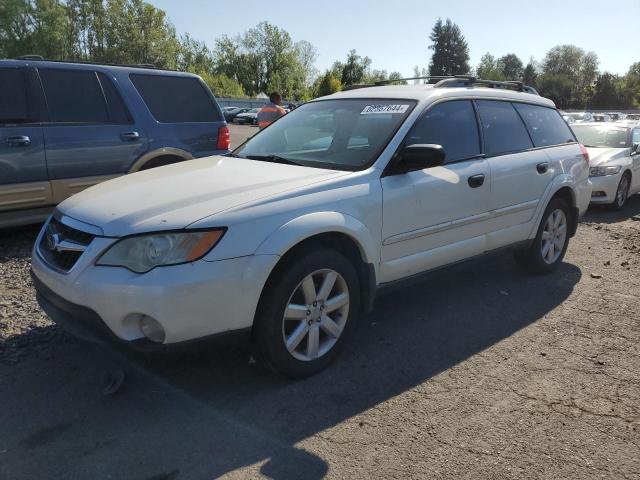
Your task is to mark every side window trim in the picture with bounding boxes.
[95,72,134,124]
[510,101,536,147]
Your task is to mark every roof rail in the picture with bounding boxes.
[12,56,161,70]
[373,75,475,86]
[434,77,539,95]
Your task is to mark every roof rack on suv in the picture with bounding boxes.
[344,75,538,95]
[12,55,160,70]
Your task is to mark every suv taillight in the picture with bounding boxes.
[217,125,230,150]
[579,144,590,163]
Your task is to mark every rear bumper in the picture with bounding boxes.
[32,270,251,352]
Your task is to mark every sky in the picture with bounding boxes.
[151,0,639,77]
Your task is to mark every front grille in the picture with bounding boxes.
[39,218,96,272]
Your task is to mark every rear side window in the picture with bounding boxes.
[633,129,640,145]
[0,68,29,124]
[476,100,533,155]
[513,103,575,147]
[97,73,132,124]
[405,100,480,162]
[130,74,220,123]
[39,69,109,123]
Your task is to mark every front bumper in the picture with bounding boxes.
[589,173,621,204]
[31,227,280,346]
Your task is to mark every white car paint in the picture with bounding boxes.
[587,146,640,204]
[32,84,592,347]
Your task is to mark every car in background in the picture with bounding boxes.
[623,113,640,123]
[592,113,612,122]
[561,114,575,124]
[0,57,229,228]
[223,107,250,123]
[605,112,625,121]
[32,79,591,377]
[572,122,640,208]
[562,112,593,123]
[233,108,260,125]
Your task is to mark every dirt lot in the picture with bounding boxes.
[1,193,639,477]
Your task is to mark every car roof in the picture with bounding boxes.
[320,84,555,108]
[575,122,630,128]
[0,58,201,78]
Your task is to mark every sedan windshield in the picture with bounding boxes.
[572,125,630,148]
[233,99,416,170]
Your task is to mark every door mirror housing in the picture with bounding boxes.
[632,143,640,154]
[394,144,446,173]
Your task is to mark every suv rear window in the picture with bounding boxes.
[0,68,30,124]
[39,69,109,123]
[476,100,533,155]
[130,74,220,123]
[513,103,575,147]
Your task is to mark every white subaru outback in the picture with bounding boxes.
[31,77,592,377]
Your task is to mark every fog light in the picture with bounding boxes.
[139,315,165,343]
[591,191,606,197]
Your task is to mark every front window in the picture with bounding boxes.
[233,99,416,170]
[572,125,630,148]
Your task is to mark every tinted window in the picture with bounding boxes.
[97,73,131,124]
[405,100,480,162]
[0,68,29,124]
[130,74,220,123]
[476,100,533,155]
[39,69,109,123]
[513,103,575,147]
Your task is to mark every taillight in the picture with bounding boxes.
[217,125,230,150]
[579,144,590,163]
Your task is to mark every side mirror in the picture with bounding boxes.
[633,143,640,154]
[395,144,446,173]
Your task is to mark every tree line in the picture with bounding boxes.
[1,2,639,108]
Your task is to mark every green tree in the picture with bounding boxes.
[475,53,504,80]
[590,73,626,108]
[337,49,371,86]
[540,45,599,108]
[200,72,245,98]
[497,53,523,80]
[537,73,573,109]
[428,18,470,76]
[314,71,341,97]
[522,59,538,87]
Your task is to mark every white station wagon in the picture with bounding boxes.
[32,77,592,377]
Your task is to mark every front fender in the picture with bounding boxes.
[254,211,380,270]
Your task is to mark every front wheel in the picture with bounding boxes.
[253,248,360,378]
[612,172,631,210]
[514,198,571,274]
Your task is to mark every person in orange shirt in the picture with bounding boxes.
[257,92,286,129]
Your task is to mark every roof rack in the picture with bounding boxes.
[345,75,538,95]
[12,56,161,70]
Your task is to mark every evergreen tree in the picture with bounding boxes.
[428,18,470,76]
[522,59,538,87]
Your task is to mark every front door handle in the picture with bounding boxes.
[536,162,549,174]
[120,131,140,142]
[6,135,31,147]
[468,173,485,188]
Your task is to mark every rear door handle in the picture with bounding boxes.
[536,162,549,174]
[6,135,30,147]
[120,131,140,142]
[468,173,485,188]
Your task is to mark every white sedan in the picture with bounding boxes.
[572,123,640,208]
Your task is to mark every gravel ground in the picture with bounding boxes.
[0,198,639,479]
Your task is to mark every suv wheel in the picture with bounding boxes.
[514,198,571,274]
[253,248,360,377]
[612,172,631,210]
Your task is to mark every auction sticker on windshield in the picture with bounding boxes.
[360,104,410,115]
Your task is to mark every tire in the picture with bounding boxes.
[514,198,571,274]
[253,247,361,378]
[611,172,631,210]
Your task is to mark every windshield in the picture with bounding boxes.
[572,125,630,148]
[233,99,416,170]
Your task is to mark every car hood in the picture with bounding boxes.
[586,147,629,166]
[58,156,347,237]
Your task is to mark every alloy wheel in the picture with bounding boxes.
[541,209,567,265]
[615,175,630,208]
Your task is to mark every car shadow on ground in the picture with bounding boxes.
[1,236,581,479]
[581,194,640,225]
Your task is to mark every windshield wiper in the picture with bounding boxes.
[243,154,305,166]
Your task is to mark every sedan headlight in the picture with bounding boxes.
[590,165,622,177]
[97,229,226,273]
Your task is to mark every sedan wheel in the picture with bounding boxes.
[282,269,349,362]
[614,174,630,209]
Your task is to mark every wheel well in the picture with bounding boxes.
[622,169,632,179]
[260,232,376,316]
[550,187,578,237]
[138,155,186,171]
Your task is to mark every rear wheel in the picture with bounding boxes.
[612,172,631,210]
[253,248,360,377]
[514,198,571,274]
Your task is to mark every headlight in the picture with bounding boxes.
[97,229,225,273]
[590,165,622,177]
